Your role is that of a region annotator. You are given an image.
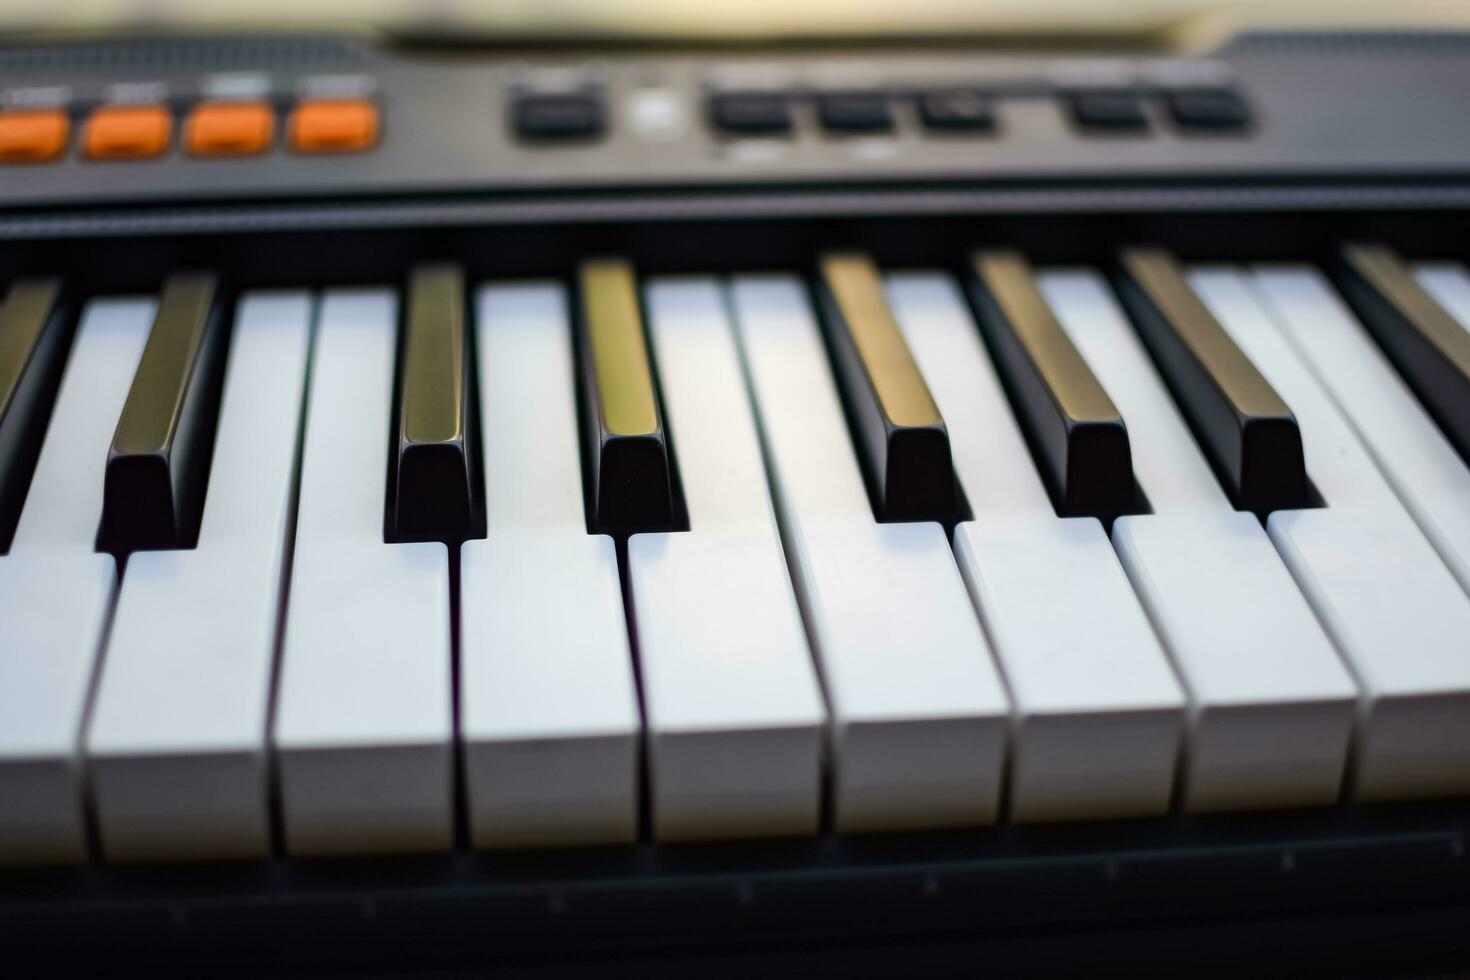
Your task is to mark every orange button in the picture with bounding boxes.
[185,100,274,156]
[289,98,378,154]
[84,105,172,160]
[0,109,69,163]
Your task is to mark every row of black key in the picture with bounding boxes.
[1,243,1467,558]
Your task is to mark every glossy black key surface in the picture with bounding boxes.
[817,252,958,523]
[576,258,678,533]
[0,280,71,554]
[1336,244,1470,465]
[389,264,484,542]
[99,273,229,553]
[1116,248,1311,514]
[967,252,1138,519]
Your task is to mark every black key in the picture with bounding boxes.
[966,252,1138,519]
[917,89,996,133]
[818,91,892,133]
[389,264,484,543]
[514,93,604,141]
[99,273,229,554]
[1115,248,1311,514]
[817,252,958,523]
[1068,90,1149,132]
[0,280,71,554]
[1335,244,1470,464]
[1167,88,1251,131]
[576,258,678,533]
[708,92,791,136]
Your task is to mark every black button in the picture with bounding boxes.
[709,92,791,136]
[1068,90,1149,132]
[514,93,604,141]
[818,92,892,133]
[918,89,996,132]
[1168,88,1251,131]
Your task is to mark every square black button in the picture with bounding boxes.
[514,93,603,141]
[1068,90,1149,132]
[818,91,893,133]
[1168,88,1251,131]
[918,89,996,132]
[709,92,792,136]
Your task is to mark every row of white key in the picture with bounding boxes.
[1193,269,1470,799]
[888,274,1187,821]
[275,290,454,856]
[732,276,1009,832]
[4,259,1470,864]
[1038,271,1358,811]
[89,294,314,861]
[462,284,639,848]
[629,280,825,841]
[0,299,153,864]
[1268,263,1470,595]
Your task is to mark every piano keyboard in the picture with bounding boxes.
[7,27,1470,973]
[3,244,1469,865]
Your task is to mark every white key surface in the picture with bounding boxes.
[460,283,640,848]
[1414,262,1470,345]
[1040,270,1356,812]
[1191,268,1470,800]
[1250,266,1470,596]
[628,277,825,841]
[85,293,313,862]
[731,275,1009,833]
[886,273,1185,822]
[273,289,453,856]
[0,298,153,864]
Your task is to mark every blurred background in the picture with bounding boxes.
[0,1,1468,46]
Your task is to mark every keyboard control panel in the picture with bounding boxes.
[0,31,1466,210]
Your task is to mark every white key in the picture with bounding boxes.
[1251,266,1470,596]
[628,278,824,841]
[1414,262,1470,344]
[85,293,313,862]
[273,289,452,856]
[886,273,1185,823]
[1039,270,1357,812]
[1191,268,1470,800]
[0,298,153,864]
[731,275,1009,833]
[460,284,639,848]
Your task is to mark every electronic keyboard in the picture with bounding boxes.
[2,29,1470,977]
